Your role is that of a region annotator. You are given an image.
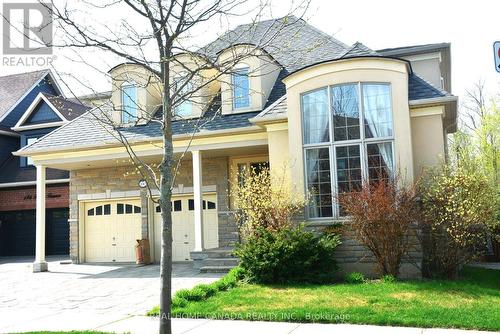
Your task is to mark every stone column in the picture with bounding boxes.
[33,165,47,272]
[192,150,204,252]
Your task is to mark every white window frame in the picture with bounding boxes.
[121,81,138,123]
[25,136,39,166]
[302,82,395,220]
[231,63,250,110]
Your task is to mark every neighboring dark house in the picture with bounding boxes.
[0,70,88,256]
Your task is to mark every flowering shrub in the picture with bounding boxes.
[420,165,495,279]
[232,166,307,237]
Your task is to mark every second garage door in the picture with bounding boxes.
[154,194,219,262]
[85,199,142,262]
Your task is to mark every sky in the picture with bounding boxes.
[1,0,499,102]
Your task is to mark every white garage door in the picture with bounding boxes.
[154,194,219,262]
[85,199,142,262]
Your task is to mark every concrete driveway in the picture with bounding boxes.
[0,256,222,333]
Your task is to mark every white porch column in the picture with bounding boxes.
[192,150,204,252]
[33,165,47,272]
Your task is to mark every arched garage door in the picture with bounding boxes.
[84,199,141,262]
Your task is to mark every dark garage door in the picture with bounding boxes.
[0,208,69,256]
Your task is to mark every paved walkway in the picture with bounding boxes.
[0,256,222,333]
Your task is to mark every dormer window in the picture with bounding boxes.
[121,82,137,123]
[174,74,192,117]
[232,65,250,109]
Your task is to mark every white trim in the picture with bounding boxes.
[403,52,442,63]
[13,121,66,131]
[12,92,68,131]
[0,178,69,188]
[0,70,64,123]
[409,96,457,107]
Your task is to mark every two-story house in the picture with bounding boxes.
[17,17,457,277]
[0,70,88,257]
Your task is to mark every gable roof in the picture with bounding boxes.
[377,43,450,57]
[0,70,55,123]
[17,18,457,155]
[13,92,89,131]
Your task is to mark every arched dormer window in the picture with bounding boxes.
[121,81,138,123]
[232,63,250,110]
[174,73,192,117]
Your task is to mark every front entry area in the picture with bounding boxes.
[154,193,219,262]
[84,199,142,262]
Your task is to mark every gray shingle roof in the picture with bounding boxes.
[409,73,451,100]
[201,16,350,72]
[0,69,49,120]
[42,93,90,120]
[18,18,456,155]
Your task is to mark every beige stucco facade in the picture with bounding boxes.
[283,58,415,195]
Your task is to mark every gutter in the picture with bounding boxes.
[0,178,70,188]
[0,130,20,137]
[14,124,264,157]
[409,96,457,107]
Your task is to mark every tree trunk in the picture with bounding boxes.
[159,69,173,334]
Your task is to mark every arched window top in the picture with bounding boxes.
[234,62,250,70]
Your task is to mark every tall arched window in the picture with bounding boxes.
[121,82,137,123]
[232,64,250,109]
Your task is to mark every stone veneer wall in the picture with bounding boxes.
[304,222,422,279]
[69,156,238,263]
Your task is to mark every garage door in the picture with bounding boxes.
[0,208,69,256]
[85,199,141,262]
[154,194,218,262]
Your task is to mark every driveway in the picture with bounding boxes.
[0,256,222,333]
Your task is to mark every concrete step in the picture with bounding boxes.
[202,257,239,267]
[202,248,235,258]
[200,265,234,273]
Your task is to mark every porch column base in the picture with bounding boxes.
[33,261,48,273]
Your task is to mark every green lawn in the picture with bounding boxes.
[150,267,500,331]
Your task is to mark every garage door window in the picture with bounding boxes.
[188,199,216,210]
[117,203,141,214]
[155,200,182,213]
[87,204,111,216]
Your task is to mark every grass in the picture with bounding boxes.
[20,332,113,334]
[148,266,500,331]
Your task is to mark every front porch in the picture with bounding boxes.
[30,144,270,272]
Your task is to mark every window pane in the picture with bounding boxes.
[188,199,194,211]
[173,200,182,212]
[122,84,137,123]
[87,208,94,216]
[95,206,102,216]
[302,88,330,144]
[331,84,360,141]
[175,76,192,117]
[232,67,250,109]
[26,137,39,165]
[367,142,394,184]
[336,145,362,216]
[305,147,332,218]
[362,84,392,138]
[134,205,141,213]
[155,205,161,213]
[207,201,216,209]
[103,204,111,215]
[117,203,124,214]
[125,204,133,214]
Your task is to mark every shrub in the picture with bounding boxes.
[235,225,341,284]
[420,164,496,279]
[338,175,420,278]
[345,272,365,284]
[381,274,397,283]
[232,166,307,238]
